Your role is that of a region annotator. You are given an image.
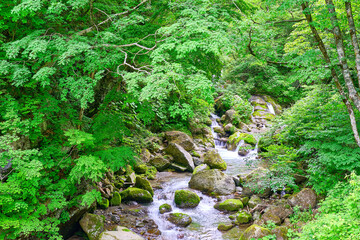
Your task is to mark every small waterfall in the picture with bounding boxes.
[235,140,245,152]
[266,102,276,115]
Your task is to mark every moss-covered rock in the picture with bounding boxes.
[79,213,105,240]
[272,226,288,240]
[262,212,281,225]
[214,199,243,212]
[191,150,201,158]
[248,195,261,208]
[135,176,154,197]
[145,166,157,180]
[165,131,195,151]
[193,164,210,174]
[203,149,227,170]
[213,126,225,135]
[98,198,109,209]
[263,205,293,221]
[217,223,234,231]
[159,203,172,214]
[239,224,271,240]
[166,213,192,227]
[241,197,249,206]
[133,164,148,174]
[227,132,256,150]
[110,192,121,206]
[174,190,200,208]
[149,155,170,171]
[235,211,252,224]
[120,187,153,203]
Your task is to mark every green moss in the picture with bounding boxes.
[214,199,243,211]
[122,228,131,232]
[134,164,148,174]
[191,150,201,158]
[236,211,252,224]
[135,176,154,196]
[120,187,153,203]
[97,198,109,209]
[193,164,210,174]
[145,166,157,180]
[228,132,257,147]
[252,102,267,109]
[167,213,192,227]
[217,223,234,231]
[159,203,172,214]
[174,190,200,208]
[110,192,121,206]
[264,113,275,121]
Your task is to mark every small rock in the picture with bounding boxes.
[127,172,136,185]
[149,155,170,171]
[214,199,243,212]
[193,164,210,175]
[217,223,234,231]
[239,224,271,240]
[159,203,172,214]
[135,176,154,196]
[98,198,109,209]
[110,192,121,206]
[203,149,227,170]
[236,211,252,224]
[262,212,281,225]
[288,188,317,210]
[248,195,261,208]
[174,190,200,208]
[272,226,288,240]
[134,164,147,174]
[120,187,153,203]
[166,213,192,227]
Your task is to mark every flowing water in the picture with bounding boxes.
[147,114,259,240]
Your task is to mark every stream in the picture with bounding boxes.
[147,114,260,240]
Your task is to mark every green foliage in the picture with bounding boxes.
[299,173,360,240]
[290,206,314,225]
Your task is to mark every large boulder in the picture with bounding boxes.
[79,213,105,240]
[165,131,196,151]
[188,169,235,195]
[203,150,227,170]
[135,176,154,197]
[288,188,317,210]
[149,155,170,171]
[174,190,200,208]
[214,199,243,212]
[239,224,271,240]
[227,132,256,150]
[262,205,293,222]
[120,187,153,203]
[165,143,195,171]
[166,213,192,227]
[261,212,281,225]
[99,226,144,240]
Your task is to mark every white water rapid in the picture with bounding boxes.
[147,114,259,240]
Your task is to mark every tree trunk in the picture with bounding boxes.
[301,2,360,147]
[345,1,360,87]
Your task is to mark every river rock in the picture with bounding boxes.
[203,149,227,170]
[188,169,235,195]
[120,187,153,203]
[98,198,109,209]
[227,132,256,151]
[248,195,262,208]
[213,126,225,135]
[235,211,252,224]
[238,144,252,156]
[170,162,188,172]
[241,168,272,198]
[193,164,210,174]
[174,190,200,208]
[135,176,154,197]
[217,223,234,231]
[214,199,243,212]
[166,213,192,227]
[224,109,236,123]
[99,226,144,240]
[149,155,170,171]
[165,143,195,171]
[110,192,121,206]
[79,213,104,240]
[263,205,293,221]
[133,164,147,174]
[272,226,288,240]
[262,212,281,225]
[141,148,151,162]
[239,224,271,240]
[165,131,196,151]
[288,188,317,210]
[159,203,172,214]
[224,123,235,133]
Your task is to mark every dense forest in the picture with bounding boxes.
[1,0,360,239]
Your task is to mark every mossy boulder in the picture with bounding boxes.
[239,224,271,240]
[79,213,105,240]
[263,205,293,221]
[110,192,121,206]
[135,176,154,197]
[149,155,170,171]
[288,188,317,210]
[193,164,210,174]
[248,195,261,208]
[214,199,243,212]
[159,203,172,214]
[235,211,252,224]
[213,126,225,135]
[166,213,192,227]
[227,132,256,150]
[203,149,227,170]
[97,198,109,209]
[165,131,195,151]
[133,164,148,174]
[120,187,153,203]
[174,190,200,208]
[262,212,281,225]
[271,226,288,240]
[188,169,236,195]
[241,197,249,206]
[217,223,234,231]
